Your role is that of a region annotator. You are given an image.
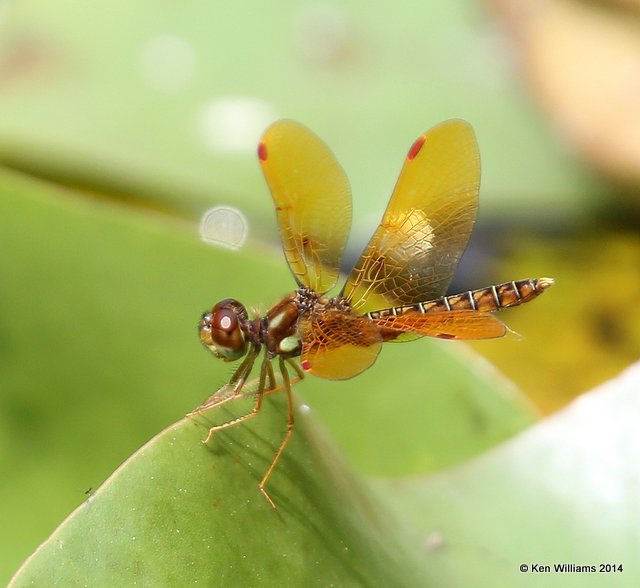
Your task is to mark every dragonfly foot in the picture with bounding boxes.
[260,485,277,509]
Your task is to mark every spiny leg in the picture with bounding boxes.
[259,355,295,509]
[266,357,276,391]
[286,358,305,381]
[260,359,304,398]
[226,342,262,396]
[188,344,260,416]
[203,353,270,444]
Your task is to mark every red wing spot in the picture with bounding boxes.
[407,135,427,161]
[257,141,268,161]
[301,360,312,372]
[436,333,456,340]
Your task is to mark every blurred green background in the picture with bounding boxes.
[1,0,640,584]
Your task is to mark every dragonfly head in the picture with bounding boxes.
[199,298,248,361]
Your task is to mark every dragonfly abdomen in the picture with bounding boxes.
[367,277,554,318]
[439,277,554,312]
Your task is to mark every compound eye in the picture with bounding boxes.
[213,307,238,334]
[199,299,248,361]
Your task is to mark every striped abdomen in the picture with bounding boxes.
[366,277,554,319]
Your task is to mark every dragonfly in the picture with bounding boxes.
[192,119,553,508]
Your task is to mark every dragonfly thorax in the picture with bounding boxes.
[262,291,308,358]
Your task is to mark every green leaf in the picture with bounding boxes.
[9,392,429,587]
[375,362,640,588]
[11,361,639,587]
[0,1,600,222]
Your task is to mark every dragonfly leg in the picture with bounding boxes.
[202,352,269,444]
[228,343,261,392]
[266,358,276,391]
[259,355,295,509]
[188,344,260,415]
[286,358,305,381]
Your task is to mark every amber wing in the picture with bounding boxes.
[298,311,382,380]
[341,119,480,313]
[259,120,352,294]
[372,309,507,340]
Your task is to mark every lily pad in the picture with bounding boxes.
[0,0,598,222]
[11,361,639,586]
[375,361,640,587]
[9,392,429,587]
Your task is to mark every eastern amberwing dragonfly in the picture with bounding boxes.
[192,119,553,508]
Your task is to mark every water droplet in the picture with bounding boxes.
[196,97,277,154]
[293,3,352,65]
[425,530,445,551]
[199,205,248,250]
[139,35,195,93]
[299,403,311,414]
